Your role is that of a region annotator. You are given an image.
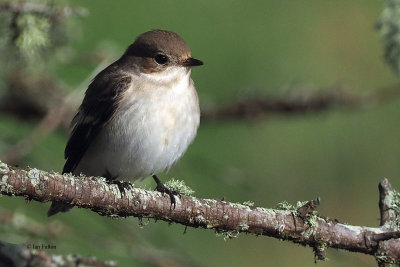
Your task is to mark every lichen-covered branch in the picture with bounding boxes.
[0,161,399,265]
[0,240,115,267]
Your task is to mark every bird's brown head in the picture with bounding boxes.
[123,30,203,73]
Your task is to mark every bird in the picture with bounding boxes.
[47,30,203,216]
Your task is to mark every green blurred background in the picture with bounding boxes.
[1,0,400,266]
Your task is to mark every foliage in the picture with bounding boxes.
[377,0,400,76]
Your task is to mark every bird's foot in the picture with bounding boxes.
[110,180,133,196]
[103,169,133,196]
[152,175,180,209]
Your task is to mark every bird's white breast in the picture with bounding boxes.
[75,67,200,180]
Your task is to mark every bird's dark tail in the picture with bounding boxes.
[47,201,73,217]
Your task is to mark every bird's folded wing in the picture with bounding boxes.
[63,68,132,174]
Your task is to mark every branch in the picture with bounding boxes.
[0,89,80,165]
[0,2,88,17]
[201,84,400,120]
[0,161,399,265]
[0,240,115,267]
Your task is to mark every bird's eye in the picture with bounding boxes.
[154,54,169,65]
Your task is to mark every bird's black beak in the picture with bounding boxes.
[181,57,203,67]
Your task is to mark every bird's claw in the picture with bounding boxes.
[111,180,133,196]
[155,182,180,209]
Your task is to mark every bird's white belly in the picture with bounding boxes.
[75,76,200,180]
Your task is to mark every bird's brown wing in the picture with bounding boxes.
[62,67,132,174]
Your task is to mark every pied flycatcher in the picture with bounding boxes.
[48,30,203,216]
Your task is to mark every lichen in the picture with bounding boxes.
[0,161,8,173]
[296,201,308,209]
[0,161,10,192]
[275,200,308,217]
[65,254,116,266]
[239,222,249,231]
[109,184,122,199]
[51,255,66,266]
[242,201,254,207]
[392,190,400,229]
[313,242,328,263]
[215,230,239,240]
[275,201,295,211]
[375,251,398,266]
[27,168,41,187]
[1,175,8,185]
[276,200,321,240]
[204,199,217,204]
[302,211,319,239]
[376,0,400,77]
[0,174,14,194]
[63,172,76,181]
[164,178,195,196]
[194,214,206,224]
[306,212,319,228]
[15,14,51,61]
[138,217,150,228]
[191,198,203,208]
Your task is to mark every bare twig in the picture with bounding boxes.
[0,89,80,165]
[0,240,115,267]
[0,208,66,238]
[201,84,400,120]
[0,161,398,265]
[0,61,110,165]
[379,178,397,227]
[296,197,320,219]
